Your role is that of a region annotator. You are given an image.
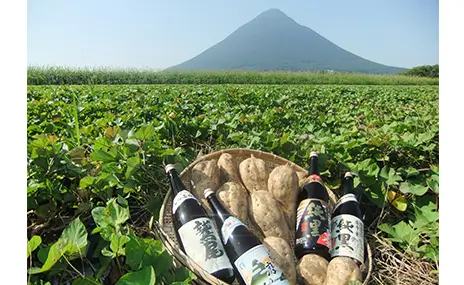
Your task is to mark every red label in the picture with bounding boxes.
[301,222,308,232]
[316,232,331,247]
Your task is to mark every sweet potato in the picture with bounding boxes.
[263,237,297,285]
[297,254,329,285]
[249,190,290,243]
[190,159,221,200]
[239,154,268,193]
[268,164,300,232]
[217,181,249,223]
[217,153,242,185]
[324,257,362,285]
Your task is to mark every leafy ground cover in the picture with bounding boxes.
[27,84,439,284]
[27,67,439,86]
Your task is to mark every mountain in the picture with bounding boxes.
[167,9,407,74]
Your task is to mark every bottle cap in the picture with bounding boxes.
[204,188,215,199]
[164,164,177,173]
[310,151,318,157]
[344,172,353,178]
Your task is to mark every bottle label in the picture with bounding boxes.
[333,194,358,213]
[178,217,233,273]
[221,216,246,244]
[234,244,290,285]
[295,198,331,249]
[173,190,198,214]
[330,214,364,264]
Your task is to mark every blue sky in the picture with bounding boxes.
[27,0,438,69]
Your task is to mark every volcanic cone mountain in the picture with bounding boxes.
[168,9,406,74]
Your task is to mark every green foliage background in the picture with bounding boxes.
[27,84,439,284]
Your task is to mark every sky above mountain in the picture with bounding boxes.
[27,0,438,69]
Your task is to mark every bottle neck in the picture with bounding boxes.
[206,193,232,226]
[342,176,355,196]
[309,156,319,176]
[166,169,186,196]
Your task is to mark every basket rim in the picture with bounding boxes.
[157,148,373,285]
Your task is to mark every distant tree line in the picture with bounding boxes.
[401,65,439,78]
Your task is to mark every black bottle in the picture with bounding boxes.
[204,189,290,285]
[294,151,331,261]
[165,164,235,283]
[330,172,365,265]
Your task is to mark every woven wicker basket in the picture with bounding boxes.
[151,148,372,285]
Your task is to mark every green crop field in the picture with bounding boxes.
[27,67,439,86]
[27,83,439,285]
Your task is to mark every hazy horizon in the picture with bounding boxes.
[27,0,438,70]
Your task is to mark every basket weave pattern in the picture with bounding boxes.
[154,148,372,285]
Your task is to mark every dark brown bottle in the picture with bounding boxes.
[204,189,290,285]
[165,164,235,284]
[330,172,365,265]
[294,151,331,261]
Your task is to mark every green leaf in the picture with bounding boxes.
[379,166,403,186]
[79,176,96,189]
[414,196,439,223]
[91,198,129,230]
[392,221,417,245]
[110,235,130,255]
[399,182,429,196]
[108,198,130,227]
[398,166,420,178]
[101,248,116,258]
[92,207,112,228]
[60,218,88,256]
[27,236,42,258]
[125,155,141,179]
[378,223,397,239]
[93,137,112,151]
[90,149,117,162]
[28,239,68,274]
[163,267,197,284]
[134,124,155,140]
[364,182,387,208]
[426,175,439,194]
[115,266,156,285]
[125,235,172,276]
[357,159,379,186]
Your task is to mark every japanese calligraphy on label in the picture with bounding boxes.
[234,245,289,285]
[173,190,198,214]
[295,198,331,249]
[221,216,246,244]
[330,214,364,264]
[178,217,233,273]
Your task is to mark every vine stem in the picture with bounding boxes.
[63,255,85,278]
[115,256,123,276]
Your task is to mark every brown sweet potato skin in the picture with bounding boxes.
[324,257,362,285]
[217,181,249,223]
[249,190,290,243]
[190,159,221,199]
[268,164,300,232]
[239,155,269,193]
[263,236,297,285]
[297,254,329,285]
[217,153,242,185]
